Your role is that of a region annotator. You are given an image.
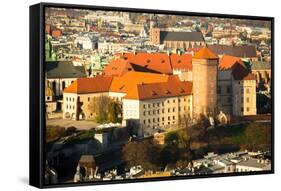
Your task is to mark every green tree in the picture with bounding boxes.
[242,122,271,151]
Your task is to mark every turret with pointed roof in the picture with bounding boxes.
[192,47,219,118]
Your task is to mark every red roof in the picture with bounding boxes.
[119,52,173,74]
[64,71,192,100]
[124,75,192,100]
[193,47,218,59]
[109,72,170,93]
[170,54,192,70]
[64,76,113,94]
[104,52,193,76]
[219,55,245,70]
[103,59,134,76]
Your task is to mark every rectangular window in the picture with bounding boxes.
[246,88,250,94]
[143,111,145,116]
[88,97,90,102]
[241,107,244,112]
[227,86,231,93]
[143,120,146,124]
[162,117,164,121]
[168,108,170,113]
[228,97,232,103]
[143,104,146,109]
[217,86,221,94]
[247,107,250,112]
[246,97,250,103]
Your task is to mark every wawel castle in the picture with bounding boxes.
[61,47,256,130]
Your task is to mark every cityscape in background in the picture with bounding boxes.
[44,7,272,184]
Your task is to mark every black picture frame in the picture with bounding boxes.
[30,2,274,188]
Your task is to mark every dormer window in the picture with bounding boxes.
[180,88,185,93]
[119,85,125,90]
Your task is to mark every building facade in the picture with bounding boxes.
[62,48,257,131]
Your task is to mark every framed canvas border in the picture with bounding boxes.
[29,2,274,188]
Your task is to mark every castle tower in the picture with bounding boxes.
[192,47,219,118]
[150,15,160,44]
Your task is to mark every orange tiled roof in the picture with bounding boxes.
[103,59,134,76]
[232,64,255,81]
[104,52,193,76]
[64,76,113,94]
[109,72,170,93]
[64,72,193,100]
[193,47,219,59]
[219,55,245,70]
[170,53,192,70]
[117,52,173,74]
[124,75,192,100]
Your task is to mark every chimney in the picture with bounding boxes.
[167,51,171,56]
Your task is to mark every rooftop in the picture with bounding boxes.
[46,61,87,78]
[104,52,193,76]
[64,76,113,94]
[232,64,256,81]
[219,55,245,70]
[160,31,204,42]
[193,47,219,59]
[251,61,271,70]
[208,44,257,58]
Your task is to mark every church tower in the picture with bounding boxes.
[149,15,160,45]
[192,47,219,118]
